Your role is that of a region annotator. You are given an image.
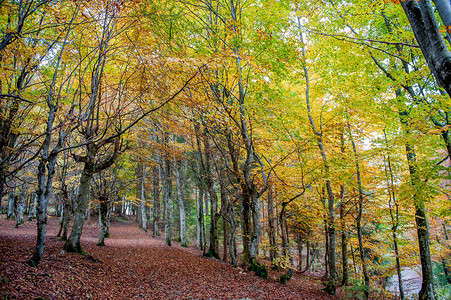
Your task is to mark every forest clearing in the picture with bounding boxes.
[1,0,451,299]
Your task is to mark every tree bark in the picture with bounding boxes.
[28,193,37,221]
[175,158,187,247]
[340,197,348,286]
[152,164,160,237]
[15,192,25,227]
[197,188,205,250]
[401,0,451,97]
[162,154,172,246]
[97,196,110,246]
[7,193,15,219]
[137,162,147,231]
[219,168,228,262]
[228,197,238,267]
[64,170,93,253]
[268,184,277,263]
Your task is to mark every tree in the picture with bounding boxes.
[400,0,451,98]
[27,4,79,266]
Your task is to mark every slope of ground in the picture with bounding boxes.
[0,216,346,299]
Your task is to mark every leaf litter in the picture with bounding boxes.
[0,217,345,299]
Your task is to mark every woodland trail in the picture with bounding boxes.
[0,217,346,299]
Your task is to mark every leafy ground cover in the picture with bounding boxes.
[0,217,345,299]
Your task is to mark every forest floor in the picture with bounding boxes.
[1,216,357,299]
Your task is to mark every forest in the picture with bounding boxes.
[1,0,451,299]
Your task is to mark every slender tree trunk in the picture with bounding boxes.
[28,161,53,266]
[383,133,405,299]
[241,190,253,264]
[152,164,160,237]
[97,197,109,246]
[324,216,329,278]
[0,176,5,212]
[298,22,337,293]
[208,184,219,258]
[175,158,187,247]
[229,198,237,267]
[399,110,435,300]
[197,188,205,250]
[163,155,172,246]
[137,162,147,231]
[203,132,219,258]
[26,16,76,262]
[61,197,71,241]
[15,193,25,227]
[350,131,369,299]
[28,133,62,266]
[280,205,294,279]
[250,195,261,259]
[7,192,15,219]
[340,198,348,286]
[268,184,277,263]
[219,169,228,262]
[298,235,303,270]
[197,188,203,248]
[28,193,37,221]
[57,193,70,241]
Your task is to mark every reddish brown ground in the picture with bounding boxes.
[0,216,346,299]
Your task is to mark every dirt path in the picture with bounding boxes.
[0,216,344,299]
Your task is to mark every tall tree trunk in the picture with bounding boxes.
[15,193,25,227]
[250,195,261,260]
[0,175,5,212]
[28,193,37,220]
[137,162,147,231]
[324,215,329,279]
[64,170,93,253]
[280,203,294,280]
[97,196,110,246]
[196,188,202,248]
[383,132,405,300]
[241,189,253,264]
[230,0,261,266]
[339,128,349,286]
[350,130,370,299]
[175,158,187,247]
[152,164,160,237]
[340,197,348,286]
[207,182,219,258]
[268,184,277,263]
[197,188,205,250]
[298,234,303,270]
[400,0,451,97]
[219,170,228,262]
[59,196,71,241]
[399,109,435,299]
[441,222,451,285]
[298,22,337,293]
[26,11,76,265]
[7,192,15,219]
[27,156,57,266]
[228,198,237,267]
[163,155,172,246]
